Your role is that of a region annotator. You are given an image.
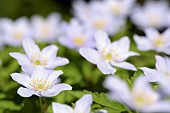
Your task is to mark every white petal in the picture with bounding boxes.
[46,57,69,69]
[21,65,34,75]
[145,28,159,40]
[9,52,31,65]
[41,45,58,60]
[22,38,40,59]
[142,101,170,113]
[17,87,38,97]
[155,55,167,72]
[11,73,31,87]
[112,62,137,71]
[133,76,151,90]
[97,62,116,74]
[52,102,73,113]
[47,70,63,85]
[94,30,111,51]
[74,94,92,113]
[140,67,162,82]
[79,48,102,64]
[133,35,152,51]
[103,76,131,104]
[43,84,72,97]
[31,66,48,80]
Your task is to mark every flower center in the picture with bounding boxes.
[73,36,85,46]
[153,36,165,47]
[94,20,107,29]
[111,5,122,15]
[41,24,51,37]
[29,78,52,92]
[13,31,24,40]
[132,90,157,108]
[31,54,48,66]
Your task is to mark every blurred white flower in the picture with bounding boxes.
[31,13,61,43]
[102,0,136,18]
[140,55,170,83]
[80,31,139,75]
[134,28,170,55]
[52,94,92,113]
[11,66,72,97]
[9,38,69,74]
[0,17,31,47]
[72,0,124,35]
[104,75,170,112]
[58,18,95,50]
[131,1,169,29]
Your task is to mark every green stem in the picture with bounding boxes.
[123,103,133,113]
[39,97,43,113]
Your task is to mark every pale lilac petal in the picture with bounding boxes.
[145,28,159,40]
[142,101,170,113]
[41,45,58,60]
[31,66,48,80]
[74,94,92,113]
[94,31,111,51]
[43,84,72,97]
[112,62,137,71]
[104,76,131,104]
[113,37,130,52]
[140,67,162,82]
[133,76,151,90]
[79,48,102,64]
[155,55,167,72]
[52,102,73,113]
[21,65,34,75]
[97,62,116,74]
[22,38,40,59]
[9,52,31,65]
[17,87,38,97]
[11,73,31,87]
[46,57,69,69]
[47,70,63,85]
[134,35,152,51]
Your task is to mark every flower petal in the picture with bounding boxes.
[97,62,116,74]
[11,73,31,87]
[94,30,111,51]
[31,66,48,80]
[52,102,73,113]
[46,57,69,69]
[41,45,58,60]
[21,65,34,75]
[112,61,137,71]
[79,48,102,64]
[43,84,72,97]
[47,70,63,85]
[22,38,40,59]
[9,52,31,65]
[17,87,38,97]
[74,94,92,113]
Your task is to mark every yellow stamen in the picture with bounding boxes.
[73,37,85,46]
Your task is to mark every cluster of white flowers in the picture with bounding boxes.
[4,0,170,112]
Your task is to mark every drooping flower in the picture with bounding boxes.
[140,55,170,83]
[58,18,95,50]
[131,0,169,29]
[134,28,170,55]
[104,75,170,112]
[80,31,139,75]
[11,66,72,97]
[52,94,92,113]
[30,13,62,43]
[0,17,31,46]
[9,38,69,74]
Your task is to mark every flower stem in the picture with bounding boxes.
[39,97,43,113]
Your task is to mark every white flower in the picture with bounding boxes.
[72,0,124,35]
[52,94,92,113]
[9,38,69,74]
[104,75,170,112]
[58,18,95,50]
[31,13,61,43]
[102,0,136,18]
[134,28,170,55]
[11,66,72,97]
[80,31,139,75]
[0,17,31,46]
[131,1,169,29]
[140,55,170,83]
